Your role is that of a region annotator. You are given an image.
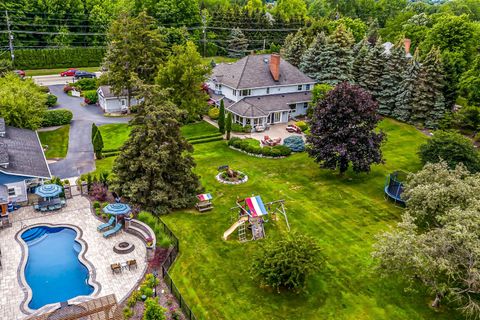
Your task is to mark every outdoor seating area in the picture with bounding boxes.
[33,184,67,212]
[195,193,213,212]
[261,135,282,146]
[98,203,132,238]
[110,259,138,274]
[286,124,302,134]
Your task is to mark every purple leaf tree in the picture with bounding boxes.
[307,82,385,174]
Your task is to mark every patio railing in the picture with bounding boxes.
[157,218,197,320]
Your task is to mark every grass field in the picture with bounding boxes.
[93,119,458,319]
[25,67,100,77]
[98,124,131,150]
[38,125,69,159]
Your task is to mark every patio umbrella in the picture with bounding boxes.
[103,203,132,223]
[35,184,63,199]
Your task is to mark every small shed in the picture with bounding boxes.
[97,85,140,113]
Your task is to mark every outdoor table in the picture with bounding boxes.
[120,261,128,270]
[38,198,61,208]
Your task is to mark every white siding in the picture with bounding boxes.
[5,181,27,203]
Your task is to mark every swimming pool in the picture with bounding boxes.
[21,226,94,309]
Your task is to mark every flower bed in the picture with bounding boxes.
[216,169,248,185]
[227,137,291,158]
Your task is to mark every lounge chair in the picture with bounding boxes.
[33,204,39,211]
[60,198,66,206]
[97,217,115,232]
[110,263,121,274]
[54,204,62,210]
[127,259,137,270]
[103,223,123,238]
[40,207,47,213]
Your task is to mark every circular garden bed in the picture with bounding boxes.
[216,169,248,185]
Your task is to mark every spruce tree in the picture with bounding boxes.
[218,100,225,134]
[393,51,420,123]
[351,39,369,85]
[316,24,354,85]
[299,32,327,81]
[227,28,249,58]
[377,41,407,116]
[410,47,447,128]
[112,89,201,215]
[357,38,385,99]
[281,30,307,67]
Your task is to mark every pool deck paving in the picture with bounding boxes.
[0,196,147,319]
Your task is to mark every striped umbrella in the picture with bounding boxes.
[35,184,63,198]
[102,203,132,216]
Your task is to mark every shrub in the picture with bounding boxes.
[45,94,58,108]
[251,232,324,292]
[141,286,154,298]
[123,307,133,319]
[271,145,292,157]
[228,136,241,146]
[231,123,244,132]
[208,107,220,120]
[228,137,291,157]
[143,298,166,320]
[244,125,252,133]
[83,90,98,104]
[63,85,74,93]
[93,201,100,208]
[72,78,97,91]
[95,208,101,216]
[144,274,159,288]
[90,183,107,201]
[283,135,305,152]
[41,109,73,127]
[295,121,308,131]
[419,130,480,173]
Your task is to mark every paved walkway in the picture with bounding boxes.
[0,196,147,319]
[47,85,131,178]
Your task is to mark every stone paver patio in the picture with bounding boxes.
[0,196,147,319]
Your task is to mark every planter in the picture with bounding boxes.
[216,171,248,185]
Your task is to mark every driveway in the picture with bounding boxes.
[48,85,131,179]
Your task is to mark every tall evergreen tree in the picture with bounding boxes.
[410,47,447,128]
[112,89,201,215]
[281,30,307,67]
[357,38,385,99]
[218,100,225,134]
[377,41,407,116]
[315,24,355,85]
[227,28,249,58]
[299,32,327,80]
[226,112,232,140]
[393,51,420,123]
[351,39,369,85]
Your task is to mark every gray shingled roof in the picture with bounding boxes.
[0,126,50,179]
[0,185,7,203]
[98,85,129,98]
[0,118,5,136]
[227,91,312,117]
[212,54,315,89]
[0,142,8,165]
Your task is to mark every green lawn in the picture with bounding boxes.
[38,125,69,159]
[92,118,458,319]
[98,123,131,150]
[180,121,219,139]
[25,66,100,77]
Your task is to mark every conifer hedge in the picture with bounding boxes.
[14,48,105,70]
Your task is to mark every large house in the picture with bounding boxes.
[207,53,315,131]
[0,118,51,215]
[97,85,140,113]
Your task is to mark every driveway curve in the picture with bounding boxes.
[47,85,131,179]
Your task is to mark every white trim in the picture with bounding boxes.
[210,81,316,92]
[35,131,52,179]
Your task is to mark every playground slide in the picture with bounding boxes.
[223,216,248,240]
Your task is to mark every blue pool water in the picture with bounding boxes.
[21,226,94,309]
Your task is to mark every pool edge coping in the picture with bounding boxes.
[15,223,102,316]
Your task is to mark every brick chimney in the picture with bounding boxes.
[269,53,280,81]
[404,38,411,56]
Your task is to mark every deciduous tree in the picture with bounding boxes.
[307,82,385,174]
[112,88,201,215]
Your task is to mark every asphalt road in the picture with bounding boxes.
[47,85,130,179]
[32,72,102,86]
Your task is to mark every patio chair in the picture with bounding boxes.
[127,259,137,270]
[54,204,62,210]
[33,204,40,211]
[110,263,121,274]
[97,217,115,232]
[40,207,48,213]
[60,198,66,206]
[103,222,123,238]
[48,205,56,211]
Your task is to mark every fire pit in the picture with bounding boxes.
[113,241,135,254]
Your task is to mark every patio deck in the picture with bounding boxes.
[0,196,147,319]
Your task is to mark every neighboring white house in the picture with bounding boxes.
[97,85,140,113]
[207,53,316,130]
[0,118,51,215]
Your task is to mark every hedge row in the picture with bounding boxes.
[102,148,120,153]
[190,136,224,145]
[187,132,223,142]
[14,48,105,70]
[228,137,291,157]
[41,109,73,127]
[102,151,120,158]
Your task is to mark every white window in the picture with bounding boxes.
[304,102,309,109]
[297,85,302,91]
[8,188,15,196]
[121,99,126,106]
[274,112,281,122]
[289,104,297,113]
[233,90,237,96]
[241,89,251,96]
[306,84,311,90]
[266,87,270,94]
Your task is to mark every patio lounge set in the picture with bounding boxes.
[33,184,67,212]
[261,135,282,146]
[97,203,132,238]
[110,259,137,274]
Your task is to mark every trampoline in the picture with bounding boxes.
[384,171,408,206]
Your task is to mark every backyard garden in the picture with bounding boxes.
[91,118,460,320]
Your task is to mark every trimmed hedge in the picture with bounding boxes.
[228,137,291,157]
[190,136,224,144]
[46,94,58,108]
[71,78,98,91]
[14,48,105,70]
[102,151,120,158]
[208,107,220,120]
[84,90,98,104]
[187,132,223,141]
[41,109,73,127]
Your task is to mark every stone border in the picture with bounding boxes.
[228,146,287,159]
[215,171,249,185]
[113,241,135,254]
[15,223,101,316]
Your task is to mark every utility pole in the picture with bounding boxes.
[263,39,266,51]
[5,10,14,63]
[201,12,207,58]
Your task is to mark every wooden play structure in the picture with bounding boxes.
[195,193,213,212]
[223,195,290,242]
